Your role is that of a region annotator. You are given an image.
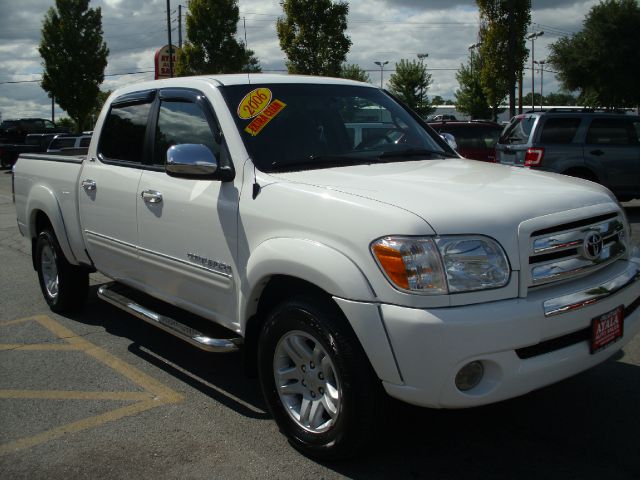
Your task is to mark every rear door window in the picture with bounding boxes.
[586,118,636,145]
[99,101,153,163]
[538,117,581,144]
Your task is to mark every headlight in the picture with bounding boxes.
[371,235,510,294]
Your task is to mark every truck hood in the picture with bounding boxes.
[269,159,617,267]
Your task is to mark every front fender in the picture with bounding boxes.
[242,237,377,319]
[26,184,78,264]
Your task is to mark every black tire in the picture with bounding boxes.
[35,229,89,313]
[257,293,384,459]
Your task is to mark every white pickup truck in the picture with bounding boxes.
[13,75,640,458]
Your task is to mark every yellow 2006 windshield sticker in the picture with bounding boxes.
[244,99,287,136]
[237,88,273,119]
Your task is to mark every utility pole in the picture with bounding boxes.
[507,0,516,118]
[178,4,182,49]
[51,97,55,123]
[535,60,546,106]
[166,0,173,77]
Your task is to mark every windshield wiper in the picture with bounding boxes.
[377,148,455,159]
[270,154,374,172]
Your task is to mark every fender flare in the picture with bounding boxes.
[242,237,376,321]
[26,184,78,265]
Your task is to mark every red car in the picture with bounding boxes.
[428,121,504,162]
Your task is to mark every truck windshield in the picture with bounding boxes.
[220,83,452,172]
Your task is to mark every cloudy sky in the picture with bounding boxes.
[0,0,599,121]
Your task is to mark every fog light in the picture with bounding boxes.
[455,361,484,392]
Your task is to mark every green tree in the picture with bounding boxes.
[387,59,435,117]
[548,0,640,108]
[89,90,112,128]
[39,0,109,132]
[55,117,77,132]
[476,0,531,117]
[543,91,578,106]
[176,0,261,76]
[340,63,370,82]
[521,92,544,108]
[277,0,351,76]
[431,96,454,106]
[455,54,493,119]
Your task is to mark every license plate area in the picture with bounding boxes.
[591,305,624,354]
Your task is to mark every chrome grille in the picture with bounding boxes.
[529,214,626,287]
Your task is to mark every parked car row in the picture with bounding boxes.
[0,130,91,168]
[496,109,640,201]
[428,120,503,162]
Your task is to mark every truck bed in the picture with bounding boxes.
[13,152,90,266]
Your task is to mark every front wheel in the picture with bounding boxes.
[257,294,383,459]
[35,230,89,313]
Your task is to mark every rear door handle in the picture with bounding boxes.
[590,149,605,156]
[141,190,163,204]
[81,179,96,191]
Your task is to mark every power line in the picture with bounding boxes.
[0,69,155,85]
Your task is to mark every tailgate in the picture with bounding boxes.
[496,144,528,166]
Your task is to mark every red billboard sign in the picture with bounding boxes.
[154,45,179,80]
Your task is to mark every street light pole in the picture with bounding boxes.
[416,54,428,106]
[374,61,388,88]
[526,31,544,110]
[468,42,481,76]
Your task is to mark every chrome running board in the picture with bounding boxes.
[97,283,242,353]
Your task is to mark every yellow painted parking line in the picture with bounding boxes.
[0,400,160,456]
[0,390,153,401]
[0,315,184,455]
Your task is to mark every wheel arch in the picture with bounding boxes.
[240,238,379,378]
[562,166,600,183]
[25,185,78,266]
[242,238,377,324]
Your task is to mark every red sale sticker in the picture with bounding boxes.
[244,99,287,136]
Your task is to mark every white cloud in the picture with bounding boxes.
[0,0,596,121]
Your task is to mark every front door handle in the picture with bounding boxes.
[590,149,605,156]
[141,190,163,204]
[81,179,96,191]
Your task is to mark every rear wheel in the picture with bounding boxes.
[257,294,383,459]
[35,230,89,313]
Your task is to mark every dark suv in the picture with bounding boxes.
[496,110,640,201]
[0,118,62,144]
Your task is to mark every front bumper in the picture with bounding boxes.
[341,257,640,409]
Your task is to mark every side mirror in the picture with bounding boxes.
[440,132,457,151]
[166,144,218,178]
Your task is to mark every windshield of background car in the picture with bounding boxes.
[499,115,537,145]
[220,83,449,172]
[0,121,18,130]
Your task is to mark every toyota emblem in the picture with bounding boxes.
[583,231,603,260]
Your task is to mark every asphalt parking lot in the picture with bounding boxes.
[1,167,640,479]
